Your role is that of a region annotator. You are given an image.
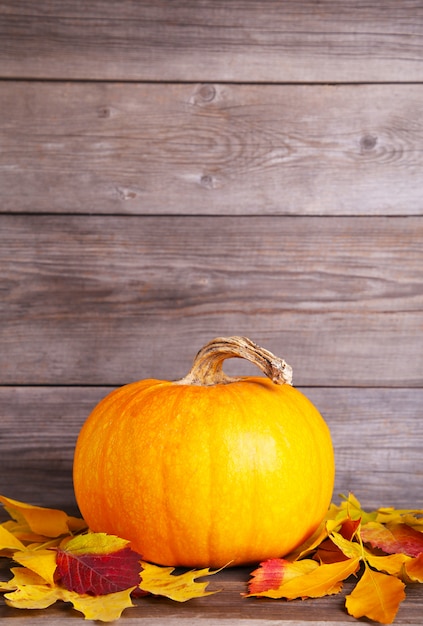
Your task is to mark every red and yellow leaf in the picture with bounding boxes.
[247,557,360,599]
[361,521,423,557]
[247,558,318,594]
[56,533,142,596]
[345,566,406,624]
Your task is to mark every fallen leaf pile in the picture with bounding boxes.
[0,495,220,621]
[247,493,423,624]
[0,493,422,623]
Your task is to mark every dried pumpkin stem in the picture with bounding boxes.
[175,336,293,387]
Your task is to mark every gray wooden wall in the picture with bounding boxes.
[1,1,422,514]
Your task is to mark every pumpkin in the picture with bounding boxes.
[73,337,335,568]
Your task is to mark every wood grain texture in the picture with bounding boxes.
[2,214,423,386]
[1,571,423,624]
[1,1,423,82]
[1,564,422,625]
[2,82,423,216]
[1,386,422,512]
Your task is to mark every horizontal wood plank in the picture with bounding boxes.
[1,568,422,625]
[2,215,423,387]
[1,386,422,512]
[1,573,423,624]
[2,82,423,216]
[1,1,423,82]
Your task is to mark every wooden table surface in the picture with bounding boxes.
[1,559,423,625]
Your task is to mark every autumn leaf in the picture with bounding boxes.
[0,495,86,539]
[361,521,423,557]
[138,561,221,601]
[363,548,412,578]
[345,566,406,624]
[3,568,135,622]
[247,557,360,599]
[403,552,423,583]
[0,523,27,555]
[0,566,47,593]
[56,533,143,596]
[247,558,318,595]
[13,549,58,585]
[62,587,135,622]
[4,573,64,610]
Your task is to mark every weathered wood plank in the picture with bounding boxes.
[1,215,423,387]
[1,1,423,82]
[1,573,422,624]
[2,82,423,216]
[1,386,422,512]
[1,568,422,624]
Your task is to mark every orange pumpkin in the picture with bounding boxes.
[73,337,335,568]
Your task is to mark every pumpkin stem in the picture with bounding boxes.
[175,336,293,387]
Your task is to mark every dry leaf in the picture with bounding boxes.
[56,536,143,596]
[0,495,86,538]
[363,548,412,578]
[247,558,318,594]
[403,553,423,583]
[361,521,423,557]
[139,561,220,601]
[345,566,406,624]
[0,523,26,555]
[62,587,136,622]
[247,557,360,599]
[13,549,58,585]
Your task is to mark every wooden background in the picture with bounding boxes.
[1,2,423,623]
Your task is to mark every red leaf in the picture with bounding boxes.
[56,546,142,596]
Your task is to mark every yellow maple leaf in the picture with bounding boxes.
[12,549,58,585]
[0,566,48,590]
[62,587,136,622]
[4,572,61,610]
[2,565,136,621]
[345,566,406,624]
[139,561,221,601]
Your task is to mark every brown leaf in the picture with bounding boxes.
[345,567,406,624]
